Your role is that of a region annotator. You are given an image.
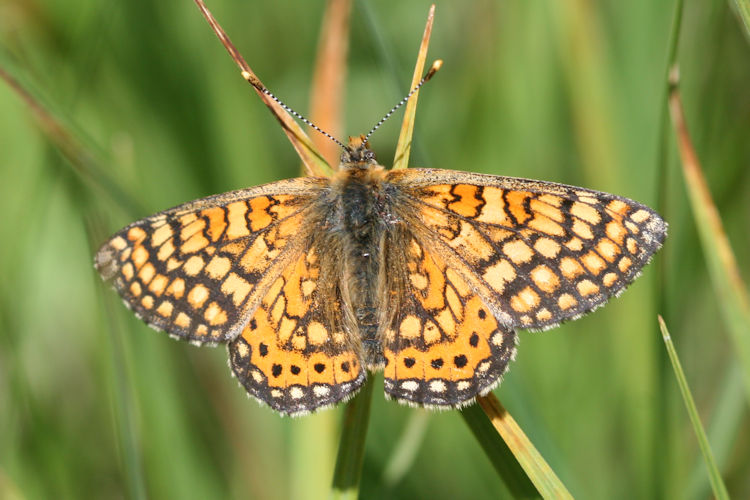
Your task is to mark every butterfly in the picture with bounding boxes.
[95,131,667,416]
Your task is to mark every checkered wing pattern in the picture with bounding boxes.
[378,227,517,407]
[388,168,667,332]
[95,178,326,343]
[229,240,366,416]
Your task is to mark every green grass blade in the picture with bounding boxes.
[657,316,729,500]
[381,410,430,487]
[0,54,143,218]
[460,402,540,498]
[730,0,750,40]
[330,378,374,500]
[392,5,435,170]
[687,364,745,498]
[668,70,750,400]
[475,394,573,499]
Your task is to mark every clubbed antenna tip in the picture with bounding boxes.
[363,59,443,144]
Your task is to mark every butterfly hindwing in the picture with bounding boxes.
[229,239,366,415]
[95,178,326,343]
[388,168,667,331]
[379,229,517,407]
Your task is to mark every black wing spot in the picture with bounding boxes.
[250,318,258,330]
[469,334,479,347]
[290,365,301,375]
[271,364,282,377]
[341,361,350,373]
[430,358,444,369]
[404,357,416,368]
[454,355,468,368]
[259,343,269,357]
[314,363,326,373]
[477,308,486,319]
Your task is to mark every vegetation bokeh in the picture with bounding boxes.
[1,0,749,498]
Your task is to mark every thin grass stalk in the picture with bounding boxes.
[330,378,374,500]
[381,410,430,487]
[730,0,750,40]
[460,402,539,498]
[0,60,143,218]
[657,317,729,500]
[667,65,750,401]
[476,394,573,499]
[392,5,435,170]
[192,0,332,177]
[309,0,353,169]
[653,1,684,495]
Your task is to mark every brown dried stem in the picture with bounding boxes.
[193,0,332,177]
[309,0,353,169]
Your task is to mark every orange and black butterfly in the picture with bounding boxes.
[95,124,666,415]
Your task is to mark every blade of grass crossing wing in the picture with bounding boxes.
[657,317,729,500]
[392,5,435,170]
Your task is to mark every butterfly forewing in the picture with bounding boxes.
[95,178,326,343]
[387,168,667,332]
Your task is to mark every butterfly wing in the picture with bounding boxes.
[387,168,667,331]
[95,177,327,343]
[229,235,366,415]
[378,227,517,407]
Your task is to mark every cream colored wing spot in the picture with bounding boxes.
[205,256,232,279]
[534,237,561,258]
[482,259,516,294]
[503,240,534,264]
[187,284,210,309]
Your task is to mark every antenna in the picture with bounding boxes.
[363,59,443,144]
[241,70,347,150]
[240,58,443,151]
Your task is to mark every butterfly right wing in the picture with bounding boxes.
[95,177,328,343]
[387,168,667,331]
[379,228,517,408]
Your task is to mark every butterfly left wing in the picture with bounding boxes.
[95,178,326,343]
[229,236,366,416]
[387,168,667,331]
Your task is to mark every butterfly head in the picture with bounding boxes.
[340,135,378,170]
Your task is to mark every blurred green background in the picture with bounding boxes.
[1,0,749,498]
